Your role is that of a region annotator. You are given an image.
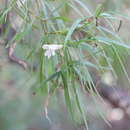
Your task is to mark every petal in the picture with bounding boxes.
[45,50,52,58]
[57,45,63,49]
[42,45,50,50]
[51,50,56,56]
[42,44,63,51]
[50,45,63,50]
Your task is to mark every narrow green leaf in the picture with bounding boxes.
[74,0,92,15]
[96,36,130,49]
[71,73,89,130]
[52,16,71,22]
[61,71,74,118]
[10,22,33,44]
[64,19,82,44]
[44,71,60,83]
[95,4,103,17]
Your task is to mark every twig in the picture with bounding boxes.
[8,42,28,69]
[43,93,52,124]
[116,20,122,32]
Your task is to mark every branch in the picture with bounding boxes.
[8,42,28,69]
[96,81,130,116]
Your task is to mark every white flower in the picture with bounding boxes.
[42,44,63,58]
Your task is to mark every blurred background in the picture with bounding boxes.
[0,0,130,130]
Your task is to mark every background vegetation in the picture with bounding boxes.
[0,0,130,130]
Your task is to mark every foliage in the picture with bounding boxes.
[0,0,130,129]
